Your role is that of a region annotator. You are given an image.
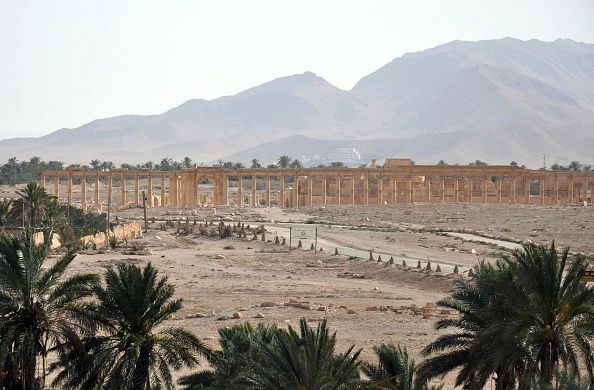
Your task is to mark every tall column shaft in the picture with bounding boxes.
[251,175,256,207]
[147,175,153,207]
[238,177,243,206]
[265,176,271,207]
[336,176,341,205]
[364,175,369,205]
[54,175,60,199]
[94,174,99,207]
[81,175,87,211]
[280,175,285,207]
[120,174,126,207]
[134,175,140,206]
[322,177,327,205]
[308,177,313,206]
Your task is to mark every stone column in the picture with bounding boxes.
[251,175,256,207]
[161,175,166,207]
[512,177,517,203]
[525,177,530,204]
[81,174,87,211]
[441,177,445,202]
[147,174,153,207]
[498,177,503,204]
[378,177,383,205]
[336,176,341,205]
[540,177,545,205]
[554,174,559,205]
[393,178,398,204]
[364,175,369,205]
[94,173,99,207]
[134,174,140,206]
[54,175,60,199]
[584,175,589,203]
[322,177,327,205]
[454,177,459,202]
[569,175,574,203]
[280,175,285,207]
[482,176,488,203]
[408,177,412,203]
[265,176,271,207]
[107,174,113,211]
[426,176,431,203]
[120,173,126,207]
[468,178,472,203]
[67,173,73,208]
[350,177,355,204]
[171,174,178,208]
[308,177,313,206]
[294,177,300,207]
[238,176,243,206]
[39,174,46,188]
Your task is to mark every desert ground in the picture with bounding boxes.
[72,202,594,388]
[3,182,594,388]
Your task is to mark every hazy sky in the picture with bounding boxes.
[1,0,593,140]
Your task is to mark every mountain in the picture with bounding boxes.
[1,38,593,167]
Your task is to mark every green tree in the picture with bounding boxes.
[248,318,361,389]
[419,243,594,388]
[90,159,102,171]
[0,199,12,231]
[53,263,213,389]
[289,159,303,168]
[277,155,292,168]
[15,182,55,227]
[362,343,440,390]
[568,161,582,171]
[179,322,277,389]
[183,157,194,169]
[251,159,262,168]
[233,162,245,169]
[500,243,594,384]
[0,228,98,389]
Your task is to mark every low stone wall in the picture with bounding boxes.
[33,231,61,249]
[80,222,143,249]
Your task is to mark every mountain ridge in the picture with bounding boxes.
[1,37,593,167]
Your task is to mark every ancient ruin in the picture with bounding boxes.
[40,158,593,210]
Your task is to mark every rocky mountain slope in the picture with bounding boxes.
[2,38,593,167]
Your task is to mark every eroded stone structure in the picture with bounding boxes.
[40,159,593,210]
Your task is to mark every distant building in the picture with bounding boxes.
[332,148,362,161]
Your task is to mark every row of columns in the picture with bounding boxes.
[40,169,593,210]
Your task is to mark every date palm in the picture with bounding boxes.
[248,318,361,390]
[0,228,98,389]
[499,243,594,385]
[179,322,277,389]
[15,182,54,227]
[53,263,213,390]
[362,343,440,390]
[0,199,12,231]
[417,260,522,390]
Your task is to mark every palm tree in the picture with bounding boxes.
[0,199,12,231]
[0,228,98,389]
[248,318,361,389]
[251,159,262,168]
[362,344,440,390]
[179,322,277,389]
[277,155,292,168]
[417,260,522,390]
[418,243,594,388]
[500,243,594,385]
[15,182,54,227]
[89,159,102,171]
[53,263,213,389]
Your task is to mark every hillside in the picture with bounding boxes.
[1,38,593,167]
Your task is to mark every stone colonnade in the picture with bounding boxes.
[40,164,594,210]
